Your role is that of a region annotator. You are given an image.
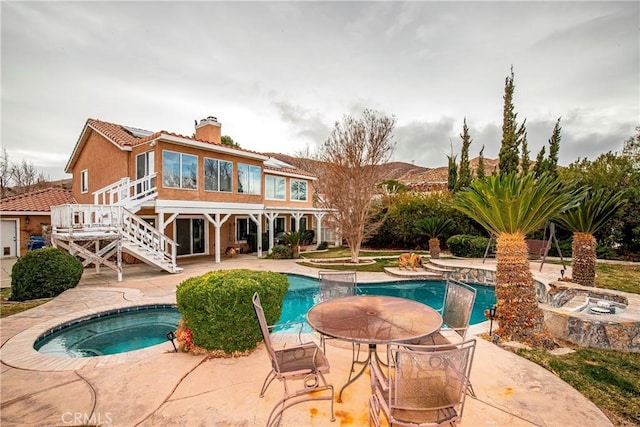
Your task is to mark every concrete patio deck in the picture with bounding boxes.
[0,255,613,426]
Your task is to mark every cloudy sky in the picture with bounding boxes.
[2,1,638,180]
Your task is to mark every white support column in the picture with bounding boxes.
[264,212,279,253]
[116,237,122,282]
[157,211,165,236]
[204,213,231,264]
[164,212,179,228]
[94,240,101,274]
[291,212,304,231]
[313,211,326,245]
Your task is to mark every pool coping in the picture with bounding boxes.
[1,297,178,371]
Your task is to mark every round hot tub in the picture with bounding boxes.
[34,305,181,358]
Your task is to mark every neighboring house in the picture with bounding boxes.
[51,115,336,280]
[1,187,76,258]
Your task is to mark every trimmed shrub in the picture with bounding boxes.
[176,269,289,354]
[317,241,329,250]
[10,247,83,301]
[267,245,293,259]
[446,234,489,258]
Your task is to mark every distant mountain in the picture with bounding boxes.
[265,152,499,192]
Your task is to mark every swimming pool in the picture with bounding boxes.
[34,305,181,357]
[275,275,496,333]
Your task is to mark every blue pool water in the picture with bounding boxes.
[34,305,181,358]
[33,276,496,357]
[275,275,496,333]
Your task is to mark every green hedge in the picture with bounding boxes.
[446,234,490,258]
[176,269,289,354]
[267,245,293,259]
[10,247,83,301]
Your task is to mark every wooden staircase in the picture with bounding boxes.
[51,174,181,281]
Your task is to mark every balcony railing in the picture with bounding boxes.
[93,173,157,208]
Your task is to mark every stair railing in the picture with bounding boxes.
[51,204,178,271]
[120,207,178,268]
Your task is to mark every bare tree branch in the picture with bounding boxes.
[316,109,396,262]
[0,148,11,198]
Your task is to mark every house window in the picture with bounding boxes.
[290,179,307,201]
[176,218,205,256]
[204,158,233,192]
[80,169,89,194]
[237,164,261,195]
[136,151,155,194]
[236,217,258,242]
[162,150,197,189]
[265,175,285,200]
[266,217,286,235]
[290,217,307,232]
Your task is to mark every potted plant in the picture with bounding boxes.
[282,231,307,258]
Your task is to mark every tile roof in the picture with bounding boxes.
[263,165,317,178]
[87,118,145,147]
[0,187,76,213]
[79,118,315,177]
[86,119,265,157]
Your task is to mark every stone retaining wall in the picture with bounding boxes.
[542,282,640,353]
[437,263,640,353]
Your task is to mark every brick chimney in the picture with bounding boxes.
[194,116,221,144]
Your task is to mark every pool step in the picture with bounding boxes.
[423,262,456,274]
[383,267,442,279]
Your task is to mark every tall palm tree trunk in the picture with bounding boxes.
[494,232,548,344]
[428,237,441,259]
[572,232,597,287]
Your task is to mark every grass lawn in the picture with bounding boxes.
[299,247,431,272]
[596,263,640,294]
[516,346,640,427]
[0,287,51,318]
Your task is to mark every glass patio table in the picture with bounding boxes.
[306,294,443,402]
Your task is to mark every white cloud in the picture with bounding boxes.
[1,1,637,179]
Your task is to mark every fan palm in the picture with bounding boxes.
[554,189,627,287]
[453,172,584,345]
[415,217,454,259]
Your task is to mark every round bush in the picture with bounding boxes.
[10,247,83,301]
[176,269,289,354]
[267,245,293,259]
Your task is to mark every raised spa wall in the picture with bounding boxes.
[440,264,640,353]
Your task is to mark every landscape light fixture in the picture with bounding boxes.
[166,331,177,352]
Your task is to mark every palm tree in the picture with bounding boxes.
[282,231,307,259]
[415,217,454,259]
[554,189,627,287]
[453,172,584,345]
